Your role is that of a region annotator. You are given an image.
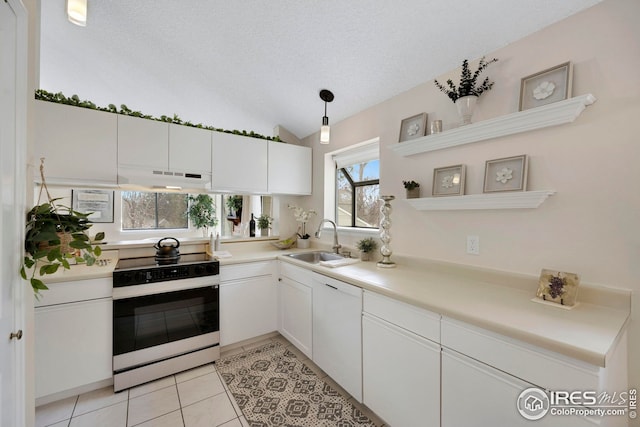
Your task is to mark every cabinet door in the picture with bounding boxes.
[212,133,268,193]
[220,275,277,346]
[268,142,311,195]
[312,274,362,402]
[34,101,118,186]
[35,298,112,399]
[278,276,312,358]
[362,313,440,427]
[442,349,595,427]
[117,115,169,169]
[169,124,212,174]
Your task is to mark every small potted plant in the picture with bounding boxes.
[187,194,218,237]
[356,237,378,261]
[288,204,316,249]
[403,180,420,199]
[257,214,273,237]
[434,56,498,125]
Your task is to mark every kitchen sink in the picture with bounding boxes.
[285,251,344,264]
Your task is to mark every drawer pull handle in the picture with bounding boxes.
[9,330,23,340]
[325,283,338,290]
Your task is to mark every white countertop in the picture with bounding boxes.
[276,255,629,368]
[40,244,629,368]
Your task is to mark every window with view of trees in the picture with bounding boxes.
[336,160,379,228]
[121,191,188,230]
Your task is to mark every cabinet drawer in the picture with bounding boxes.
[363,290,440,343]
[441,318,600,392]
[34,277,112,307]
[279,261,312,285]
[220,261,274,282]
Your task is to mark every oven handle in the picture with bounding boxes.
[113,276,219,300]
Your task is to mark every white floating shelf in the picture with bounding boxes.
[405,190,556,211]
[390,94,596,157]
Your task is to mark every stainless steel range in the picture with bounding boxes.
[112,253,220,392]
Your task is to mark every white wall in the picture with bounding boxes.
[303,0,640,388]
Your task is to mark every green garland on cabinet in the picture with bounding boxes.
[35,89,282,142]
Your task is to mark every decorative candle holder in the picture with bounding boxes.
[377,195,396,268]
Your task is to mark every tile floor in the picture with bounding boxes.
[35,334,387,427]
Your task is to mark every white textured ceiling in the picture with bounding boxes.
[39,0,601,140]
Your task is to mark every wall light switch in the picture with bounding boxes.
[467,235,480,255]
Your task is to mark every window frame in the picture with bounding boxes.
[323,137,380,235]
[336,166,379,228]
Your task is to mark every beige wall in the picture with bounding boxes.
[303,0,640,388]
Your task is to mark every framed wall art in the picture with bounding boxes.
[535,269,580,307]
[519,62,573,111]
[432,164,466,197]
[483,155,528,193]
[72,189,114,223]
[398,112,428,142]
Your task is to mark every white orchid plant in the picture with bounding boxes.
[288,204,317,239]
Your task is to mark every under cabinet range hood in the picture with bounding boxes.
[117,165,212,191]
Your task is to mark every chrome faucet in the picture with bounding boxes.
[315,219,342,254]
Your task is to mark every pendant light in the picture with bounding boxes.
[67,0,87,27]
[319,89,334,144]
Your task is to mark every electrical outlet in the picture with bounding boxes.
[467,235,480,255]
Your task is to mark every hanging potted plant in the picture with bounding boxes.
[257,214,273,237]
[20,160,105,297]
[434,56,498,125]
[356,237,378,261]
[187,194,218,237]
[403,180,421,199]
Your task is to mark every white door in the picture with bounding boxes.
[0,0,27,426]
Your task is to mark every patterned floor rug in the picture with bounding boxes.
[216,341,378,427]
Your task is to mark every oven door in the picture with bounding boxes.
[113,282,219,372]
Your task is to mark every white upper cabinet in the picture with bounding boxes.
[168,124,212,174]
[34,101,118,186]
[268,142,312,195]
[117,115,169,170]
[212,132,268,193]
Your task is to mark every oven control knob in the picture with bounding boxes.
[118,273,133,285]
[194,265,205,275]
[205,264,216,274]
[134,271,148,283]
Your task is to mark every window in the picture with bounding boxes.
[121,191,274,236]
[121,191,188,230]
[331,139,380,228]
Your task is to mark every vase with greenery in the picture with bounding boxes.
[434,57,498,125]
[356,237,378,261]
[403,180,420,199]
[20,160,105,297]
[257,214,273,237]
[187,194,218,237]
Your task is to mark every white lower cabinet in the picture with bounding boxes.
[278,271,313,358]
[312,273,363,402]
[35,281,113,400]
[219,261,277,346]
[362,291,441,427]
[442,349,599,427]
[441,318,611,427]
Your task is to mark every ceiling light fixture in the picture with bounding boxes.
[67,0,87,27]
[319,89,334,144]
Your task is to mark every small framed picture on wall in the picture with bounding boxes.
[483,155,528,193]
[398,113,428,142]
[432,164,466,197]
[72,189,115,223]
[519,62,573,111]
